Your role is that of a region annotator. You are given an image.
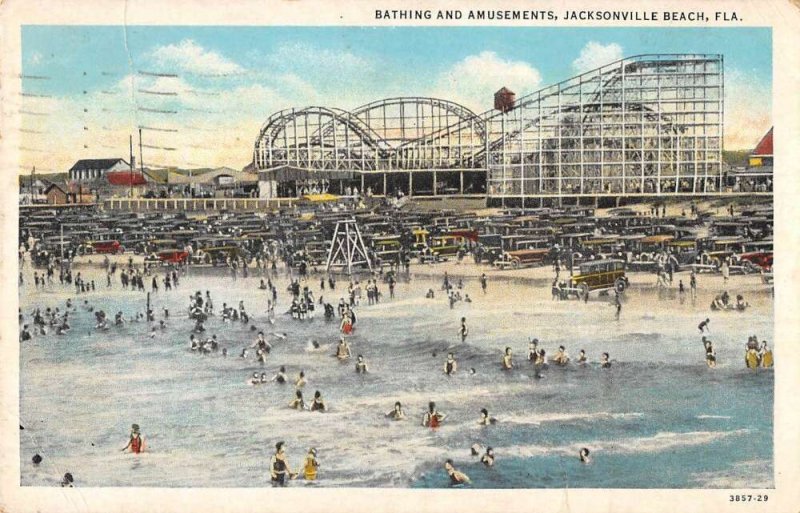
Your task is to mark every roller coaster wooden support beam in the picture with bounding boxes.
[325,219,373,275]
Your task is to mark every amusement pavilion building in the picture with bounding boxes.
[255,54,740,206]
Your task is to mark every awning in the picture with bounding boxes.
[302,193,340,203]
[259,165,355,181]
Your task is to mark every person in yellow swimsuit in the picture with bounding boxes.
[302,448,319,481]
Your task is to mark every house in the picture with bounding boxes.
[44,183,68,205]
[69,158,131,182]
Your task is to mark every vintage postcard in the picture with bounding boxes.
[1,0,799,512]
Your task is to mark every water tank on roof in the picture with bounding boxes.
[494,87,516,113]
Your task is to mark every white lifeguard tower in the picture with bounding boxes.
[326,219,373,274]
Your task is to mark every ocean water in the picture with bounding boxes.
[19,266,773,488]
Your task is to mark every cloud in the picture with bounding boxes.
[267,42,370,73]
[151,39,244,75]
[724,68,772,150]
[433,51,542,112]
[572,42,624,74]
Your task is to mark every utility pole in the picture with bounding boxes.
[129,134,134,198]
[139,128,144,192]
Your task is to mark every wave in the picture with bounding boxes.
[691,459,773,488]
[502,411,644,426]
[504,429,751,458]
[696,414,732,420]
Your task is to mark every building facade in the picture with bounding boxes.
[69,158,130,182]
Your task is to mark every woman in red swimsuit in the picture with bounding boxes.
[121,424,145,454]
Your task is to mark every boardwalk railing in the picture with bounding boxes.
[103,198,298,212]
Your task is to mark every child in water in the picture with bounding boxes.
[302,448,319,481]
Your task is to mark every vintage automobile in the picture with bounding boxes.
[79,239,125,255]
[494,248,550,270]
[473,233,504,264]
[192,245,251,266]
[566,259,629,299]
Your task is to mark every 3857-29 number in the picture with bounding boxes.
[729,494,768,502]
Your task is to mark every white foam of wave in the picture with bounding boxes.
[504,429,751,458]
[696,414,732,420]
[349,383,533,409]
[502,411,644,426]
[691,459,773,488]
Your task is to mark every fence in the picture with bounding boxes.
[103,197,298,212]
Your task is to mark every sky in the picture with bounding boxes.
[17,26,772,173]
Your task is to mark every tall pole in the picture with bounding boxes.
[60,223,64,261]
[129,134,134,198]
[139,128,144,188]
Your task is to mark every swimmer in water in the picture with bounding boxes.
[444,352,458,376]
[120,424,145,454]
[61,472,74,488]
[444,459,470,485]
[480,447,495,467]
[577,349,587,364]
[272,366,288,384]
[600,352,611,368]
[579,447,591,463]
[478,408,497,426]
[553,345,569,366]
[335,337,351,360]
[310,390,327,412]
[295,371,307,388]
[260,373,268,384]
[528,339,538,362]
[422,401,446,427]
[459,317,468,343]
[702,337,717,368]
[270,441,297,486]
[302,448,319,481]
[470,443,483,456]
[386,401,406,420]
[355,355,369,374]
[288,390,306,410]
[501,347,513,370]
[248,372,260,386]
